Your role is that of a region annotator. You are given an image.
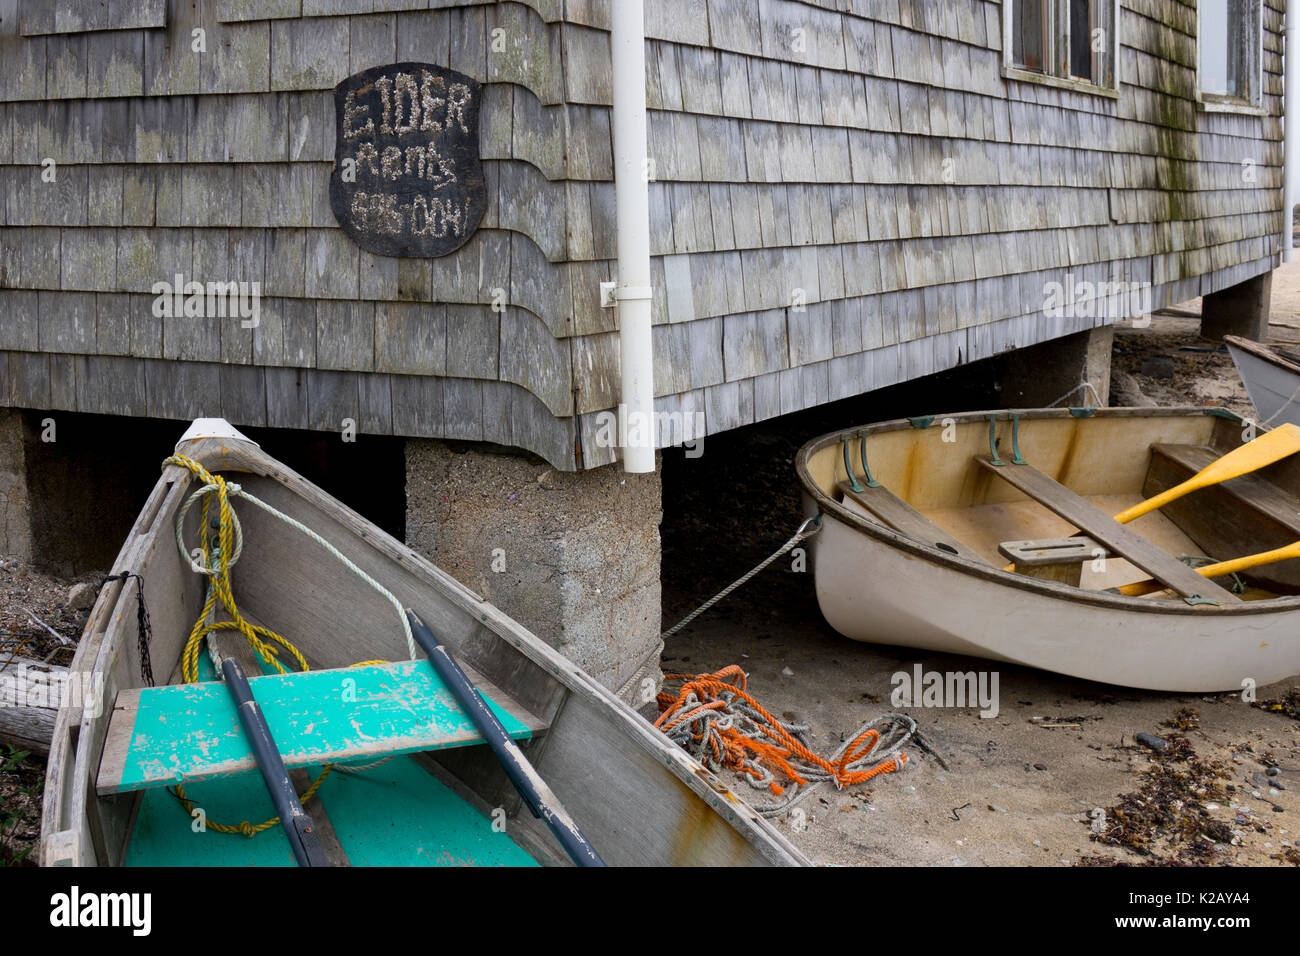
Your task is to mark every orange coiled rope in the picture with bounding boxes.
[655,666,914,816]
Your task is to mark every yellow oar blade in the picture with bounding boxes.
[1112,423,1300,524]
[1118,539,1300,597]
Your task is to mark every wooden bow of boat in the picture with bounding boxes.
[797,407,1300,692]
[41,421,809,867]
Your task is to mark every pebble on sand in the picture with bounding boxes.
[67,582,97,611]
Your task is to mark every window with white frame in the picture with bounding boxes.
[1198,0,1262,107]
[1007,0,1118,90]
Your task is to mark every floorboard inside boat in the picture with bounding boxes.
[123,754,538,867]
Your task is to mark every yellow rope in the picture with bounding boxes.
[170,767,335,837]
[165,456,312,685]
[161,454,338,838]
[169,660,393,837]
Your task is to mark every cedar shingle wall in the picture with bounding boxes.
[0,0,1284,470]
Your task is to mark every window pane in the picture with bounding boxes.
[1225,1,1253,100]
[1013,0,1046,73]
[1199,0,1233,96]
[1069,0,1093,80]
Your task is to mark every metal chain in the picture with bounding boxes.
[661,515,822,639]
[100,572,154,686]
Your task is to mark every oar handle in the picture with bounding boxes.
[1112,482,1198,525]
[222,658,330,867]
[1115,578,1165,598]
[406,610,606,867]
[1189,543,1300,579]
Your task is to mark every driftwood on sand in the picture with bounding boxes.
[0,656,69,755]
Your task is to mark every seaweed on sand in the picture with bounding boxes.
[1081,730,1233,866]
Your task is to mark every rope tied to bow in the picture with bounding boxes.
[159,454,417,836]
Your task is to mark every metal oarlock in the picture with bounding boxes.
[986,414,1005,466]
[857,430,881,487]
[1009,413,1028,465]
[841,434,865,492]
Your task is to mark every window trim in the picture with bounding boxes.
[1002,0,1122,97]
[1195,0,1265,114]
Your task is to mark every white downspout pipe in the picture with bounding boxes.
[611,0,655,473]
[1286,4,1298,262]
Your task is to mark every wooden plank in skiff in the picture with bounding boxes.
[997,537,1107,587]
[95,659,547,796]
[837,480,989,564]
[975,457,1239,602]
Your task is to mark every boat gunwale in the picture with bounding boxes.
[1225,335,1300,376]
[40,468,198,865]
[45,431,810,867]
[795,405,1300,616]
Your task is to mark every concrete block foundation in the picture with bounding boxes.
[1200,270,1272,342]
[0,409,33,562]
[405,440,663,705]
[997,325,1115,408]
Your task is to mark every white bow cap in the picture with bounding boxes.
[175,418,259,451]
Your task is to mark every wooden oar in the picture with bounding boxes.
[1118,541,1300,597]
[221,658,329,867]
[406,609,606,867]
[1002,424,1300,572]
[1112,423,1300,524]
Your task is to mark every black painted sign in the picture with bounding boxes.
[330,63,486,258]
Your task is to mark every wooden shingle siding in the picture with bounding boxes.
[0,0,1286,469]
[15,0,166,37]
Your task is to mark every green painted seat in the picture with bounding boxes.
[96,659,546,796]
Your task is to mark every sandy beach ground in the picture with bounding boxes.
[1270,257,1300,339]
[663,593,1300,867]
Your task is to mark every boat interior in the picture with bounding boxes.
[801,408,1300,602]
[77,458,562,866]
[48,438,789,868]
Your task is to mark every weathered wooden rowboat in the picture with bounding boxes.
[41,419,807,867]
[1226,335,1300,429]
[797,407,1300,692]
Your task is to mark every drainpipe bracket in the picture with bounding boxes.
[601,283,653,308]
